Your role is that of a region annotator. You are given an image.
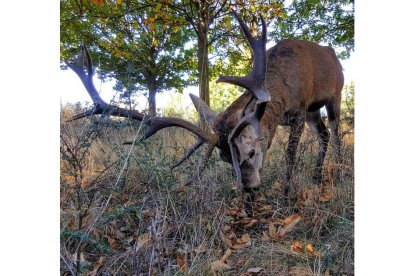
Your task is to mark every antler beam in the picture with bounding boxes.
[217,12,269,103]
[68,45,218,150]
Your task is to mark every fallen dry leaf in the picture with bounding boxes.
[244,218,258,228]
[236,256,250,267]
[226,207,241,216]
[291,240,304,253]
[172,185,187,194]
[247,267,264,273]
[220,249,232,263]
[254,194,267,202]
[90,256,104,276]
[262,231,270,241]
[176,253,187,272]
[319,193,332,202]
[223,225,232,233]
[305,243,314,254]
[277,214,302,238]
[105,236,118,250]
[305,243,322,258]
[258,204,273,212]
[193,244,207,254]
[230,233,251,250]
[269,223,278,240]
[136,233,151,250]
[224,237,234,248]
[201,218,209,226]
[272,180,284,190]
[211,260,232,271]
[261,231,271,241]
[234,217,258,228]
[241,233,250,243]
[299,187,320,207]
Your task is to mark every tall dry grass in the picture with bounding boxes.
[60,105,354,275]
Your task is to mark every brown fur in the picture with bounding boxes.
[210,39,344,191]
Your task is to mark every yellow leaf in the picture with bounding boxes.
[305,243,321,258]
[176,253,187,272]
[116,0,122,4]
[211,260,232,271]
[155,3,162,12]
[305,243,314,255]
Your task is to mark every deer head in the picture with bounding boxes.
[68,11,269,191]
[189,11,270,190]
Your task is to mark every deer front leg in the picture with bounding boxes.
[306,110,330,183]
[284,115,305,199]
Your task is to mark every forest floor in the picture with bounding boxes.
[60,108,354,275]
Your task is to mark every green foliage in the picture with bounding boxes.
[272,0,354,59]
[61,0,354,112]
[60,0,197,112]
[341,81,355,128]
[162,93,197,121]
[209,0,285,81]
[210,81,243,112]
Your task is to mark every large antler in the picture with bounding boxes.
[217,12,270,184]
[67,45,218,166]
[217,11,269,103]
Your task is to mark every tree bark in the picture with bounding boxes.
[198,30,209,107]
[148,78,157,117]
[148,76,158,117]
[197,1,210,129]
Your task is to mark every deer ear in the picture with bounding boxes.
[189,93,218,127]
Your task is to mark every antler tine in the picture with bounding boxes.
[170,138,205,170]
[67,45,107,107]
[217,11,270,103]
[183,144,215,185]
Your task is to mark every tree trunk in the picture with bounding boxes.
[198,31,209,107]
[148,79,157,117]
[197,2,210,129]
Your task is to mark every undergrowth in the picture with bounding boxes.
[60,105,354,276]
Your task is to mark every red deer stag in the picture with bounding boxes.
[68,11,343,209]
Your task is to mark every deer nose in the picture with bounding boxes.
[242,171,261,189]
[248,149,255,159]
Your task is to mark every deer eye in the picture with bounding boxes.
[248,149,255,159]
